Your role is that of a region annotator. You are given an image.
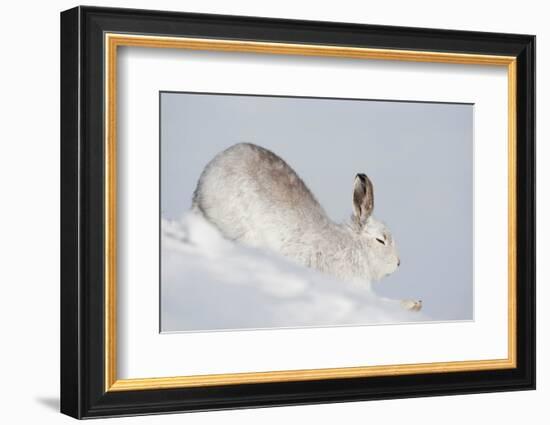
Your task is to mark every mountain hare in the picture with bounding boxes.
[193,143,421,311]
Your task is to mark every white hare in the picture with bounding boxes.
[192,143,421,311]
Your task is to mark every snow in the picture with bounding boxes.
[161,213,427,332]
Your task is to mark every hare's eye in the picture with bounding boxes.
[376,238,385,245]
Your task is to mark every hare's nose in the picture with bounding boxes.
[397,259,401,267]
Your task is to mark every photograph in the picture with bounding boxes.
[160,92,474,332]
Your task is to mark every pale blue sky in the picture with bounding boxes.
[161,92,473,321]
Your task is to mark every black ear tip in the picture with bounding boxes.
[356,173,367,181]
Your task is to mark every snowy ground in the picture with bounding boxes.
[161,213,427,332]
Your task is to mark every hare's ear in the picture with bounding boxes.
[353,173,374,224]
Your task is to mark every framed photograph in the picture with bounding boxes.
[60,6,535,419]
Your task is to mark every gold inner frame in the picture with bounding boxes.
[104,33,517,392]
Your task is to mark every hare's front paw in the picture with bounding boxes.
[401,299,422,312]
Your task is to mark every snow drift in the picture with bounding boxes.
[161,213,426,332]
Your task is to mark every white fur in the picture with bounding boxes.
[192,143,400,284]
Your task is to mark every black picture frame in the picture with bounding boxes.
[61,5,535,419]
